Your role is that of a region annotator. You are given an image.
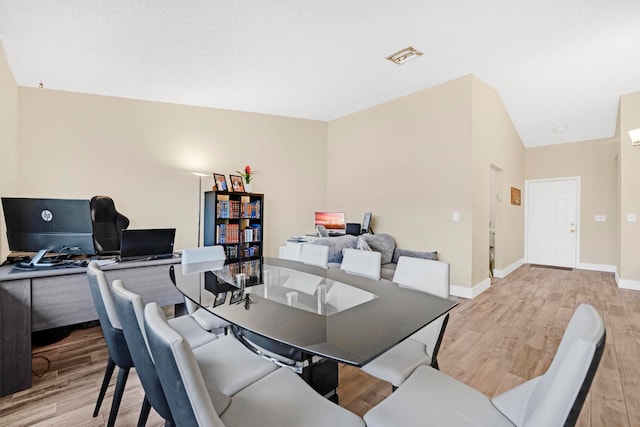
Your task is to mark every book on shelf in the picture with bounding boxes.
[224,246,238,259]
[216,200,241,219]
[241,245,260,258]
[240,200,261,219]
[224,259,261,285]
[241,225,261,243]
[216,223,240,244]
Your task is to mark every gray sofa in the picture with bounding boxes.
[312,233,437,280]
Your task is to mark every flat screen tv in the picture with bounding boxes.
[314,212,346,235]
[2,197,96,267]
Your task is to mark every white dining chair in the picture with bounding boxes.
[340,248,382,280]
[144,302,366,427]
[362,256,450,388]
[114,280,286,423]
[299,243,329,268]
[364,304,606,427]
[181,246,231,333]
[278,242,302,261]
[86,262,217,427]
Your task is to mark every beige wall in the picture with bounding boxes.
[6,54,632,288]
[326,75,525,289]
[525,138,618,266]
[471,77,525,284]
[327,76,475,287]
[618,91,640,280]
[0,42,18,260]
[17,88,327,257]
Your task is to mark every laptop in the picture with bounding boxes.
[119,228,176,261]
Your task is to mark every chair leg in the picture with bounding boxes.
[431,358,440,370]
[429,313,449,373]
[106,367,130,427]
[93,357,116,417]
[137,395,152,427]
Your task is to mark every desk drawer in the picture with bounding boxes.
[105,265,183,308]
[32,274,95,331]
[32,265,182,331]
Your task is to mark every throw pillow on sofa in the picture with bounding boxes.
[356,237,373,251]
[391,248,437,263]
[313,235,358,263]
[360,233,396,264]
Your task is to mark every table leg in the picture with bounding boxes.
[301,358,339,403]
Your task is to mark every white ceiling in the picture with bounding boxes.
[1,0,639,147]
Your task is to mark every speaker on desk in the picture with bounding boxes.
[346,223,361,236]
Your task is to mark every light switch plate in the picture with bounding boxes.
[453,211,460,222]
[594,215,606,222]
[627,213,637,223]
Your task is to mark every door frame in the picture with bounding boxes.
[524,177,581,267]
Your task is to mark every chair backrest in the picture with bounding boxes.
[90,195,130,255]
[392,256,450,299]
[300,243,329,268]
[181,246,226,311]
[279,243,302,261]
[492,303,606,427]
[144,302,229,427]
[340,248,382,280]
[393,257,450,355]
[111,280,173,422]
[181,246,226,274]
[182,246,226,265]
[86,262,132,367]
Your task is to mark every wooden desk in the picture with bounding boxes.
[0,258,182,397]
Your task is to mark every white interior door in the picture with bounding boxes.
[526,178,579,268]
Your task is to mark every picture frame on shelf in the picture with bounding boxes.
[213,291,227,307]
[229,174,245,193]
[213,173,229,191]
[230,289,244,304]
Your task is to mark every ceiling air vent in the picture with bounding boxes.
[386,46,423,65]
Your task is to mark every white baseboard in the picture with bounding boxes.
[493,258,525,279]
[450,277,491,299]
[615,272,640,290]
[577,262,616,273]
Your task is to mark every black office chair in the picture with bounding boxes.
[90,195,130,255]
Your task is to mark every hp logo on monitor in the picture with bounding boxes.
[41,209,53,222]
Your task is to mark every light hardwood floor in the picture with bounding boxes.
[0,265,637,426]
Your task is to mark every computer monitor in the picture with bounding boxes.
[362,212,372,234]
[119,228,176,261]
[2,197,96,267]
[314,212,346,235]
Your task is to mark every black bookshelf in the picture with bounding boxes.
[203,191,264,268]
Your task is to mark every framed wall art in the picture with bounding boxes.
[511,187,521,206]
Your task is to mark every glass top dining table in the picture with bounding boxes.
[170,257,457,367]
